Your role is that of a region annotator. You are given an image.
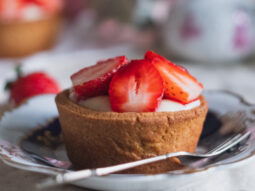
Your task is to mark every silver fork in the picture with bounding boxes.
[37,130,251,189]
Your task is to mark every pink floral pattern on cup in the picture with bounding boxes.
[233,8,253,51]
[180,13,201,41]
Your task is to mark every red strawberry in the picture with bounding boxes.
[109,59,164,112]
[6,71,60,105]
[71,56,128,100]
[145,50,203,104]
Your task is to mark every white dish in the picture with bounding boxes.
[0,91,255,191]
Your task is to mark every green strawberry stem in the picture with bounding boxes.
[4,64,23,91]
[15,65,22,78]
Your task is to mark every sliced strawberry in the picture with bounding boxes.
[145,50,203,104]
[71,56,128,100]
[109,59,164,112]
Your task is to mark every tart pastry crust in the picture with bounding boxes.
[56,90,208,174]
[0,14,61,58]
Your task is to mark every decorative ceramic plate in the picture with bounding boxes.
[0,90,255,191]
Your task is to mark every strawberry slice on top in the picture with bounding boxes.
[145,50,203,104]
[109,59,164,112]
[71,56,128,100]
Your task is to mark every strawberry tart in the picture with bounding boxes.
[55,51,208,174]
[0,0,62,58]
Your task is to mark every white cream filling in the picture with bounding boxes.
[0,4,50,22]
[78,96,200,112]
[157,99,200,112]
[78,96,113,112]
[21,5,46,21]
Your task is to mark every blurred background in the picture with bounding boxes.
[1,0,255,104]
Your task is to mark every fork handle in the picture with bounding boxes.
[38,151,187,189]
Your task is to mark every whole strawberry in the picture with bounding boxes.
[6,69,60,105]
